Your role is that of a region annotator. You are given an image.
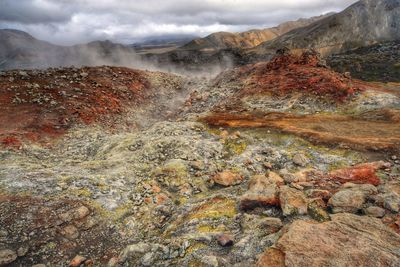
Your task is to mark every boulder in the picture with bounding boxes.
[279,186,308,216]
[275,213,400,267]
[240,175,279,210]
[328,183,377,214]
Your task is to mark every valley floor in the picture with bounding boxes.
[1,51,400,266]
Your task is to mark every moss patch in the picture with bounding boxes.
[189,197,237,220]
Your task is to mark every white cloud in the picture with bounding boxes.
[0,0,359,45]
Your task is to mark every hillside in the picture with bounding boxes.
[253,0,400,56]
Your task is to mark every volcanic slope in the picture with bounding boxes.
[0,66,190,147]
[252,0,400,56]
[195,50,400,152]
[0,54,400,266]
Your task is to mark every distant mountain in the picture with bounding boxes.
[0,29,139,70]
[131,35,198,48]
[253,0,400,56]
[131,35,198,54]
[179,13,334,52]
[0,29,66,69]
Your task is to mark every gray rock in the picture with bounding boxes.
[17,246,29,257]
[365,206,386,218]
[329,184,378,213]
[329,189,365,213]
[383,193,400,212]
[292,153,309,167]
[140,252,156,267]
[119,243,151,263]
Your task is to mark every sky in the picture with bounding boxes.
[0,0,358,45]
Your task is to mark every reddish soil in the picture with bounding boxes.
[0,194,124,266]
[202,112,400,152]
[0,66,153,146]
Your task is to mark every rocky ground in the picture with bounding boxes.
[328,40,400,83]
[1,51,400,266]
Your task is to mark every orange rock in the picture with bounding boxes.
[69,255,86,267]
[155,193,169,205]
[151,185,161,193]
[212,171,244,187]
[276,213,400,266]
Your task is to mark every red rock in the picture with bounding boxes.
[328,161,385,186]
[212,171,244,186]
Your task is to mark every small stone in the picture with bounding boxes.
[217,234,234,247]
[263,162,273,170]
[191,160,205,170]
[118,243,151,263]
[241,214,283,235]
[292,153,309,167]
[75,206,90,219]
[267,172,285,186]
[19,71,29,77]
[212,171,244,186]
[17,246,29,256]
[61,225,80,240]
[69,255,86,267]
[365,206,386,218]
[59,206,90,222]
[0,249,17,266]
[140,252,155,267]
[107,257,119,267]
[200,255,219,267]
[383,193,400,212]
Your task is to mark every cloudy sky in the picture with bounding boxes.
[0,0,358,45]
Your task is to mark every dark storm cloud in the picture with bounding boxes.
[0,0,359,45]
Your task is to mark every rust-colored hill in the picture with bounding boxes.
[0,66,185,147]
